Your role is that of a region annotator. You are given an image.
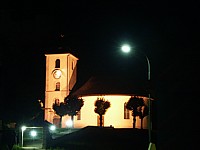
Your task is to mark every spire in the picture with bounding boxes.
[45,33,75,55]
[57,33,65,50]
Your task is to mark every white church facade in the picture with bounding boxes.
[44,52,149,129]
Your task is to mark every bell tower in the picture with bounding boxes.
[44,53,78,124]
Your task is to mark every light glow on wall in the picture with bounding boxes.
[71,95,148,129]
[66,119,73,128]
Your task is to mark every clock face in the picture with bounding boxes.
[52,69,62,79]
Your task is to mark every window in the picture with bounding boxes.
[53,117,60,128]
[55,82,60,91]
[55,59,60,68]
[124,102,130,119]
[54,98,60,105]
[77,111,81,120]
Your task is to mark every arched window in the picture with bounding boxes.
[124,102,130,119]
[55,59,60,68]
[55,98,60,105]
[55,82,60,91]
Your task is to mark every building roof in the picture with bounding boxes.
[44,46,79,58]
[45,52,79,60]
[71,75,148,97]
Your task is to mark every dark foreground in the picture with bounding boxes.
[50,126,150,150]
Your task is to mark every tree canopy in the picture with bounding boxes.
[94,97,110,116]
[94,97,111,127]
[64,96,84,117]
[126,96,148,128]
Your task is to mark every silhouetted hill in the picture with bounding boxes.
[51,126,149,150]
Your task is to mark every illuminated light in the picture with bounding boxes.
[21,126,27,131]
[121,44,131,53]
[66,119,73,128]
[49,125,56,131]
[30,130,37,137]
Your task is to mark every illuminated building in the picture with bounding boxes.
[44,53,148,128]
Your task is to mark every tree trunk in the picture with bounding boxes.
[100,115,103,127]
[59,116,62,128]
[71,115,74,128]
[141,118,143,129]
[133,116,136,128]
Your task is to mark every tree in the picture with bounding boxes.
[64,96,84,128]
[21,99,43,122]
[94,97,111,127]
[126,96,141,129]
[52,99,68,128]
[137,98,149,129]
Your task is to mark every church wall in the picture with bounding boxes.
[67,95,148,129]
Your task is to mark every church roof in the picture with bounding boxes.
[71,75,148,97]
[44,46,79,59]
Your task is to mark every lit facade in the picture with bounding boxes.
[45,53,148,129]
[66,95,148,129]
[44,53,78,124]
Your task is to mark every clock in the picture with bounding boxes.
[52,69,62,79]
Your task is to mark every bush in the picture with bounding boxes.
[12,144,23,150]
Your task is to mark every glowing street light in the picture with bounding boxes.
[121,44,131,53]
[120,44,155,150]
[21,126,27,131]
[49,125,56,131]
[30,130,37,137]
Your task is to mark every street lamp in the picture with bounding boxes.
[121,44,131,53]
[49,125,56,131]
[30,130,37,137]
[20,126,43,148]
[121,44,156,150]
[21,126,27,147]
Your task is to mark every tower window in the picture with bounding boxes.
[55,98,60,105]
[55,59,60,68]
[124,102,130,119]
[55,82,60,91]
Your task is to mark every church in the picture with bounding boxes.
[44,52,149,129]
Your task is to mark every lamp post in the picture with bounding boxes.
[21,126,43,148]
[121,44,155,150]
[21,126,27,147]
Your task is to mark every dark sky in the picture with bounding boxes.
[0,1,199,125]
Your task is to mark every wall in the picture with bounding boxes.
[62,95,148,129]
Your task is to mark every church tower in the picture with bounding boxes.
[44,53,78,125]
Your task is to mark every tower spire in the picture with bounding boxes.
[58,33,65,50]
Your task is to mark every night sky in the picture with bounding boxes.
[1,1,200,138]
